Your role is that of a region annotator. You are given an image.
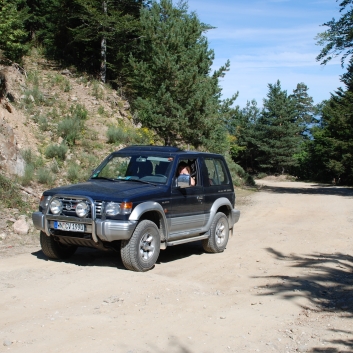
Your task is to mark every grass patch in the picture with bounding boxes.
[0,173,27,210]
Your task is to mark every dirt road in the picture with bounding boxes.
[1,179,353,353]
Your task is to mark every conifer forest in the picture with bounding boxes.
[1,0,353,185]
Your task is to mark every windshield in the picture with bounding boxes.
[90,154,174,184]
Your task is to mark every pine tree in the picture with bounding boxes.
[25,0,146,83]
[128,0,235,149]
[290,82,315,136]
[257,80,302,174]
[0,0,29,62]
[309,59,353,184]
[228,99,261,172]
[316,0,353,66]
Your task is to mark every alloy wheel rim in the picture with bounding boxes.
[139,231,156,261]
[215,220,226,245]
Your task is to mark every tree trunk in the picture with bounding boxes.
[100,1,107,83]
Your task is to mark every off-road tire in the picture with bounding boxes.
[120,220,160,272]
[202,212,229,253]
[40,231,77,260]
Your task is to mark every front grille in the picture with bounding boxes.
[95,201,103,216]
[50,197,102,218]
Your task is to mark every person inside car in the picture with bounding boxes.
[177,161,195,186]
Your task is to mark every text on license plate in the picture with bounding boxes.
[54,221,85,232]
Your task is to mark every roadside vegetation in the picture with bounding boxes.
[1,0,353,196]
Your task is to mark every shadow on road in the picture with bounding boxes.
[31,241,204,269]
[257,247,353,352]
[258,184,353,197]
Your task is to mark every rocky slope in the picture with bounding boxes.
[0,51,137,247]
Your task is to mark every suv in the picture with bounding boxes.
[32,146,240,271]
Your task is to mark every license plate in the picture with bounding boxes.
[54,221,85,232]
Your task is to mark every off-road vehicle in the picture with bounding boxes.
[32,146,240,271]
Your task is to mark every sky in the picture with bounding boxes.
[186,0,345,108]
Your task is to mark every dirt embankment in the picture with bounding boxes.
[1,178,353,353]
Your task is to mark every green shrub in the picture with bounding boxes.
[21,164,35,186]
[225,154,255,187]
[62,78,71,92]
[97,106,105,115]
[38,116,49,131]
[0,173,26,209]
[67,163,80,183]
[49,107,60,120]
[21,148,35,165]
[57,118,81,145]
[37,167,54,185]
[70,103,88,120]
[256,172,267,179]
[29,86,45,104]
[45,144,68,160]
[133,128,154,145]
[91,80,104,99]
[50,159,60,174]
[107,125,129,144]
[27,71,40,86]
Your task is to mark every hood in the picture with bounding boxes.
[43,180,168,202]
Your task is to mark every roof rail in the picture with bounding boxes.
[119,145,182,152]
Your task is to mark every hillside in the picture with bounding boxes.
[0,50,252,251]
[0,51,153,247]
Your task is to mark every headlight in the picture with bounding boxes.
[76,202,90,218]
[105,202,121,216]
[39,195,52,210]
[50,199,62,215]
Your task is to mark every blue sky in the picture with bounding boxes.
[186,0,345,107]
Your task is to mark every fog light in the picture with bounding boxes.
[76,201,90,218]
[50,199,62,215]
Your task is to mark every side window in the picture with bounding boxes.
[214,159,229,185]
[175,158,199,186]
[204,158,230,186]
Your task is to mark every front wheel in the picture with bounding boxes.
[120,220,160,272]
[202,212,229,253]
[40,231,77,259]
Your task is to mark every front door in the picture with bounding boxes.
[168,157,205,239]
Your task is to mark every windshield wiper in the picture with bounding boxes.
[90,176,120,182]
[125,179,157,186]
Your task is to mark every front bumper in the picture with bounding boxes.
[32,211,137,242]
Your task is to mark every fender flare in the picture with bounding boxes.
[129,201,169,240]
[205,197,234,229]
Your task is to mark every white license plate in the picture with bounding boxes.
[54,221,85,232]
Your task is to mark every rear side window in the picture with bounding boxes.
[204,158,230,186]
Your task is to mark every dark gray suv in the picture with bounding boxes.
[32,146,240,271]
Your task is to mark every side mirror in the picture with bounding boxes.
[177,174,191,188]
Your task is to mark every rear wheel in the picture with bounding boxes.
[202,212,229,253]
[120,220,160,272]
[40,231,77,259]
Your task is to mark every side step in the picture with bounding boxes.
[166,234,209,247]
